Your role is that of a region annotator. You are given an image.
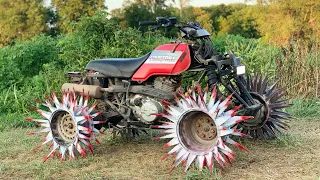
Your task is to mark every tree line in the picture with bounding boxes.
[0,0,319,47]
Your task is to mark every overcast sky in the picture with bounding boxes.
[45,0,251,11]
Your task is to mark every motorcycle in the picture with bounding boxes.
[26,17,291,172]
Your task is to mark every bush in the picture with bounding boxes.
[0,35,59,90]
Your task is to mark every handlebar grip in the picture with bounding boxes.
[139,21,158,26]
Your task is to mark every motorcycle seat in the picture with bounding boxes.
[85,52,151,78]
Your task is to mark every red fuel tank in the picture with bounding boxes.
[132,43,191,82]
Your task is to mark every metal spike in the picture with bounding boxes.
[256,74,263,93]
[265,82,278,96]
[259,75,269,95]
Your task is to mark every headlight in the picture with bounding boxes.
[236,65,246,75]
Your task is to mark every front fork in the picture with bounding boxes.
[204,65,262,114]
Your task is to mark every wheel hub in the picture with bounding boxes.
[50,110,77,145]
[195,116,217,140]
[242,92,269,129]
[178,110,218,154]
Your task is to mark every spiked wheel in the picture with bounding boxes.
[240,74,292,139]
[153,85,252,173]
[25,91,105,162]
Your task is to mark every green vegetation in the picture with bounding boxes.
[0,6,319,129]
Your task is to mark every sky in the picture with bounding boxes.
[45,0,251,11]
[105,0,248,11]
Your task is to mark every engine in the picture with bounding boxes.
[153,76,181,92]
[129,95,163,124]
[129,76,180,124]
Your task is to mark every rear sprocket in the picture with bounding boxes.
[240,74,292,139]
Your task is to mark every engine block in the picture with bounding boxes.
[129,95,163,124]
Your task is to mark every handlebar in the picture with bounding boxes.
[139,17,177,27]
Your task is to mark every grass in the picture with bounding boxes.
[1,117,320,180]
[0,98,319,179]
[286,98,320,118]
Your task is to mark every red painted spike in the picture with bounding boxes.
[58,153,62,158]
[163,143,170,148]
[78,134,90,140]
[99,131,104,135]
[96,111,103,115]
[84,115,93,120]
[174,94,180,104]
[33,100,42,104]
[235,116,253,123]
[197,84,202,96]
[189,94,196,101]
[203,159,207,167]
[153,137,161,140]
[177,91,186,98]
[226,93,233,101]
[209,162,213,171]
[220,126,227,130]
[43,155,50,163]
[225,101,232,108]
[69,154,73,162]
[151,125,159,129]
[150,113,164,117]
[51,91,56,99]
[233,104,243,111]
[51,151,56,158]
[79,106,87,114]
[95,139,101,144]
[181,160,186,166]
[240,133,249,138]
[48,142,53,149]
[224,155,233,166]
[60,157,64,163]
[161,153,169,160]
[27,106,38,111]
[205,84,208,92]
[211,86,217,99]
[234,143,248,152]
[161,100,171,106]
[45,94,52,102]
[32,144,43,151]
[25,117,33,121]
[169,167,175,173]
[86,91,90,101]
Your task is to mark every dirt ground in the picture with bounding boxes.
[0,118,319,180]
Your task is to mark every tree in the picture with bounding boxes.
[0,0,49,46]
[218,6,260,38]
[193,7,214,34]
[178,0,191,19]
[110,0,178,29]
[255,0,320,45]
[52,0,106,33]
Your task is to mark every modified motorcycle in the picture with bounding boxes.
[26,17,291,172]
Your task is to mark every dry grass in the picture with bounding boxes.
[0,118,320,180]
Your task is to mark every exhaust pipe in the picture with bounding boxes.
[61,83,103,98]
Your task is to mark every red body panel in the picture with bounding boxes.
[132,43,191,82]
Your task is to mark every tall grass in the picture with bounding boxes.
[276,41,319,98]
[215,35,320,98]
